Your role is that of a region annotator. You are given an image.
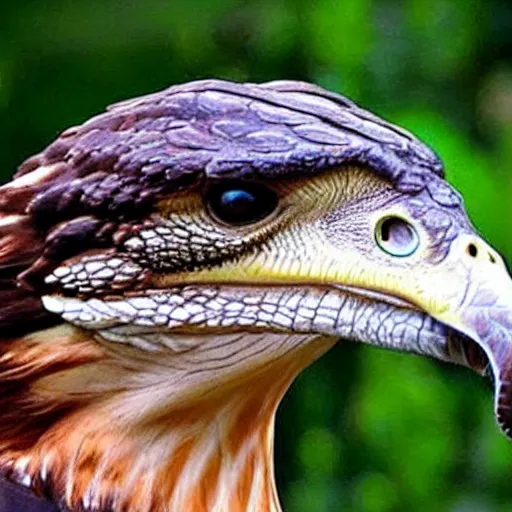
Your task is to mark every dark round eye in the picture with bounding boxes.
[375,216,419,257]
[206,181,279,226]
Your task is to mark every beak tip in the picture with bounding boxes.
[496,378,512,438]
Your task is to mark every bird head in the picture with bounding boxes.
[0,80,510,511]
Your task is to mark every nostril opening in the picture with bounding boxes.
[467,243,478,258]
[489,253,496,263]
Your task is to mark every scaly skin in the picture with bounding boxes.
[0,80,511,511]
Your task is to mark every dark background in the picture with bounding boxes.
[1,1,512,511]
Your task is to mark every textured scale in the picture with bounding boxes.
[0,79,456,337]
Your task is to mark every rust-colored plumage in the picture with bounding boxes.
[0,320,332,510]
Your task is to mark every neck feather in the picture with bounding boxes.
[0,325,335,511]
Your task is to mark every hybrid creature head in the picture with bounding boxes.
[0,80,511,512]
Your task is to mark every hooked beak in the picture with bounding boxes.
[433,237,512,436]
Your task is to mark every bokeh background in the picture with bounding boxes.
[1,1,512,511]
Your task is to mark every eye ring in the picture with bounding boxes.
[375,216,419,257]
[205,180,279,227]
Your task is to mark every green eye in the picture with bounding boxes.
[375,216,419,257]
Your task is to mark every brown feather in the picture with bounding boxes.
[0,212,53,336]
[0,325,103,454]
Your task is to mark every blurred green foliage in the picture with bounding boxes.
[1,1,512,511]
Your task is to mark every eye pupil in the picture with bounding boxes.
[376,216,419,257]
[380,221,391,242]
[207,181,278,226]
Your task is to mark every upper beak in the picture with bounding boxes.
[433,237,512,437]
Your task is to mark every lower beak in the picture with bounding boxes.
[441,260,512,437]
